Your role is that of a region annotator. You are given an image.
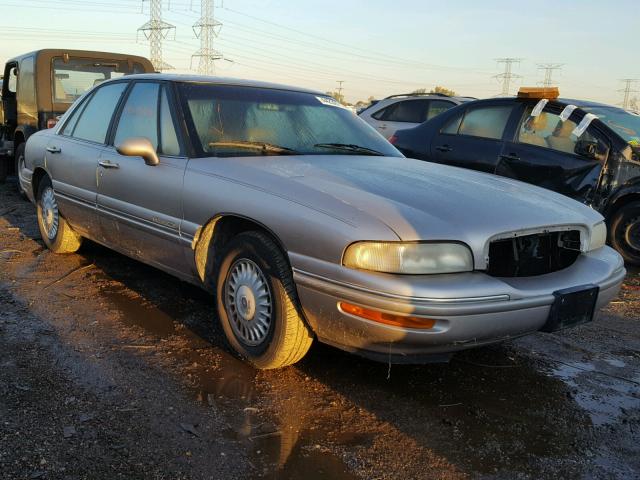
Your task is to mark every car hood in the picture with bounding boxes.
[216,155,603,266]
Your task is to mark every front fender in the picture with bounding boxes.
[603,179,640,218]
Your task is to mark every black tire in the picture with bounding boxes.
[36,176,82,254]
[15,143,27,198]
[610,200,640,266]
[0,155,9,183]
[215,231,313,369]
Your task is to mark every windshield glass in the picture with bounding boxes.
[581,105,640,157]
[178,83,401,157]
[52,57,146,104]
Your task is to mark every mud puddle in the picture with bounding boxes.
[98,279,357,479]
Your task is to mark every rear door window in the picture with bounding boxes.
[458,105,513,140]
[384,99,430,123]
[71,82,128,144]
[427,100,455,121]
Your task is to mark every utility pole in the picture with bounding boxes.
[336,80,345,99]
[537,63,564,87]
[494,58,522,96]
[192,0,223,75]
[619,79,639,110]
[138,0,175,72]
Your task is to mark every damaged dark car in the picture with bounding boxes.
[391,89,640,264]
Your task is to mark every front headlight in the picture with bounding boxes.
[588,222,607,251]
[343,241,474,274]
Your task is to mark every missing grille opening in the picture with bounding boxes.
[487,230,581,277]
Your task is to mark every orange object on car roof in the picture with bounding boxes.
[517,87,560,99]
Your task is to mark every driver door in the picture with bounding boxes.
[496,105,609,202]
[97,81,188,276]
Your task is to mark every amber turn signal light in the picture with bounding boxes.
[339,302,436,329]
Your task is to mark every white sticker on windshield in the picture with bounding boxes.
[530,98,548,117]
[316,96,344,108]
[572,113,598,137]
[559,104,578,122]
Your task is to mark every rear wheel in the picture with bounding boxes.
[215,231,313,369]
[15,143,26,198]
[610,200,640,266]
[36,177,82,253]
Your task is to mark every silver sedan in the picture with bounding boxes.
[21,74,625,369]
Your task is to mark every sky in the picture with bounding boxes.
[0,0,637,105]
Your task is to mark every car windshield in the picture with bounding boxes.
[178,83,402,158]
[52,57,146,104]
[581,105,640,156]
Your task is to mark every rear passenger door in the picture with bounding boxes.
[49,82,128,237]
[497,104,609,201]
[429,101,519,173]
[96,81,189,275]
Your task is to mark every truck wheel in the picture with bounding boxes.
[36,177,82,254]
[610,200,640,266]
[215,231,313,369]
[15,143,27,198]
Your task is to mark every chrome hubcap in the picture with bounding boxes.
[225,259,272,346]
[39,187,59,240]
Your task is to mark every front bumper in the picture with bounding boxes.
[292,246,625,363]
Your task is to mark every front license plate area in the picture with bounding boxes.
[541,284,599,333]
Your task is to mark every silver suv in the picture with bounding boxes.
[359,93,474,139]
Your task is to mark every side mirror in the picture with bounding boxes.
[116,137,159,166]
[574,139,598,160]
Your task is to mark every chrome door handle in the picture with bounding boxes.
[46,146,61,154]
[98,160,120,169]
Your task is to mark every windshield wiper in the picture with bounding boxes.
[313,143,385,156]
[208,141,299,155]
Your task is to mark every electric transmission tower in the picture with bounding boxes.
[619,79,639,110]
[494,58,522,96]
[138,0,175,72]
[537,63,564,87]
[192,0,223,75]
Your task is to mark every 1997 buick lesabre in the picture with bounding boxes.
[20,75,625,368]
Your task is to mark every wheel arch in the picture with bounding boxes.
[192,213,290,287]
[31,166,50,200]
[604,187,640,222]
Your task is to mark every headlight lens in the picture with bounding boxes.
[343,242,473,274]
[589,222,607,251]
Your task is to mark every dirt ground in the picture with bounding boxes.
[0,180,639,480]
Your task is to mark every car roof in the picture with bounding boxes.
[115,73,324,95]
[466,95,622,111]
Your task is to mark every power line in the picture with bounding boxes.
[537,63,564,87]
[494,58,522,96]
[191,0,223,75]
[619,79,639,110]
[138,0,175,71]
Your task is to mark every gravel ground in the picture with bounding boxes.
[0,180,639,480]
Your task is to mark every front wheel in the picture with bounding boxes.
[36,177,82,254]
[215,231,313,369]
[610,200,640,266]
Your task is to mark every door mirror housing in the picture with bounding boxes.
[116,137,159,166]
[574,139,598,160]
